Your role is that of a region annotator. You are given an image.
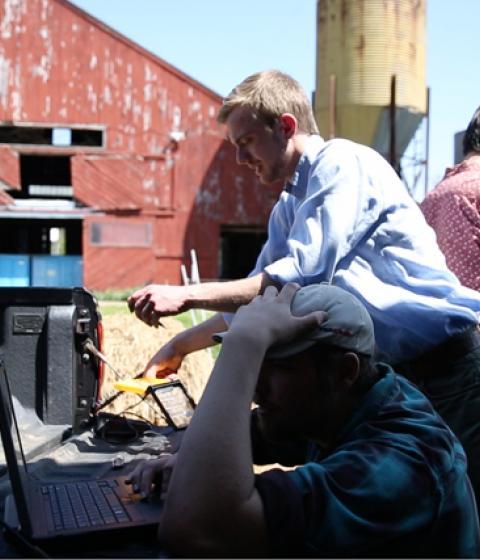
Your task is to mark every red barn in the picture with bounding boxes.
[0,0,280,290]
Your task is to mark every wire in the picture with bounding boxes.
[119,410,155,427]
[0,518,49,558]
[115,392,170,427]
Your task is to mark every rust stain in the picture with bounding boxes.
[355,34,365,56]
[340,0,348,24]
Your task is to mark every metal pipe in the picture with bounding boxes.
[424,87,431,198]
[389,74,397,172]
[329,74,337,139]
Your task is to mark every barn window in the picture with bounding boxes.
[0,125,104,147]
[90,221,152,247]
[19,155,72,199]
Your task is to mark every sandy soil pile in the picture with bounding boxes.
[98,310,214,426]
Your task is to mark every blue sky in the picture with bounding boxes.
[70,0,480,200]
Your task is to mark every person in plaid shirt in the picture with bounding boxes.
[421,105,480,291]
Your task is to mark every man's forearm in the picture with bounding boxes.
[170,313,227,354]
[185,272,274,312]
[159,334,268,555]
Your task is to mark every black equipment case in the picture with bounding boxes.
[0,287,103,433]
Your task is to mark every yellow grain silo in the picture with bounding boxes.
[315,0,426,159]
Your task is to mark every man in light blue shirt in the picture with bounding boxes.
[128,70,480,504]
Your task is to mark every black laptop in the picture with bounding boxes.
[0,358,164,544]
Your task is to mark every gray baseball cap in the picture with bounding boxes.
[213,283,375,358]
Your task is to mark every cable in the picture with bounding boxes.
[0,518,49,558]
[116,393,170,427]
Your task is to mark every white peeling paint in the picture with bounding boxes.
[158,90,167,114]
[40,0,49,22]
[103,85,112,105]
[234,176,247,220]
[123,92,132,113]
[143,177,154,191]
[0,55,11,108]
[87,84,97,113]
[195,170,223,220]
[144,64,155,82]
[89,54,97,70]
[112,133,123,148]
[11,90,21,120]
[44,95,51,116]
[172,106,181,129]
[39,26,48,39]
[144,82,152,102]
[1,0,20,39]
[59,107,67,118]
[133,102,142,122]
[143,107,151,131]
[209,106,216,117]
[190,100,201,112]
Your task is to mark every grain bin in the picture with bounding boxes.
[315,0,426,159]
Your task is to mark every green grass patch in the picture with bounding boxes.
[98,303,214,331]
[93,287,143,302]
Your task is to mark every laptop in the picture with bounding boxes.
[0,358,164,544]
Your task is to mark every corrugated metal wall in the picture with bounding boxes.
[0,0,279,289]
[315,0,426,155]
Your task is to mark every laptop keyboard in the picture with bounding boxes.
[41,479,133,531]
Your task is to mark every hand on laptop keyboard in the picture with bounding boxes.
[126,453,177,501]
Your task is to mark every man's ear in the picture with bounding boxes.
[279,113,298,139]
[335,352,360,391]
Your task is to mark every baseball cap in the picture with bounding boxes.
[213,283,375,358]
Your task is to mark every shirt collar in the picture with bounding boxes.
[444,156,480,179]
[335,365,395,446]
[285,135,325,198]
[308,365,394,461]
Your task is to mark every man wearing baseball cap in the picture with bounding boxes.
[129,283,479,557]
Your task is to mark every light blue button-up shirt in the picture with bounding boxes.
[249,136,480,363]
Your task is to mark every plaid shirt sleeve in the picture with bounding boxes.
[420,160,480,291]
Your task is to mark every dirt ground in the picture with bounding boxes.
[98,308,214,426]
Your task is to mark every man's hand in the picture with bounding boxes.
[227,283,327,351]
[143,341,185,378]
[127,454,177,499]
[128,285,190,327]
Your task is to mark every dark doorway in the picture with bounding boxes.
[0,219,82,255]
[220,226,267,280]
[17,155,72,199]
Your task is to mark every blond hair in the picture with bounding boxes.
[217,70,319,135]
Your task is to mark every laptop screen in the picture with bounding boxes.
[0,358,33,532]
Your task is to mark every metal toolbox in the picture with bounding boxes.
[0,287,103,433]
